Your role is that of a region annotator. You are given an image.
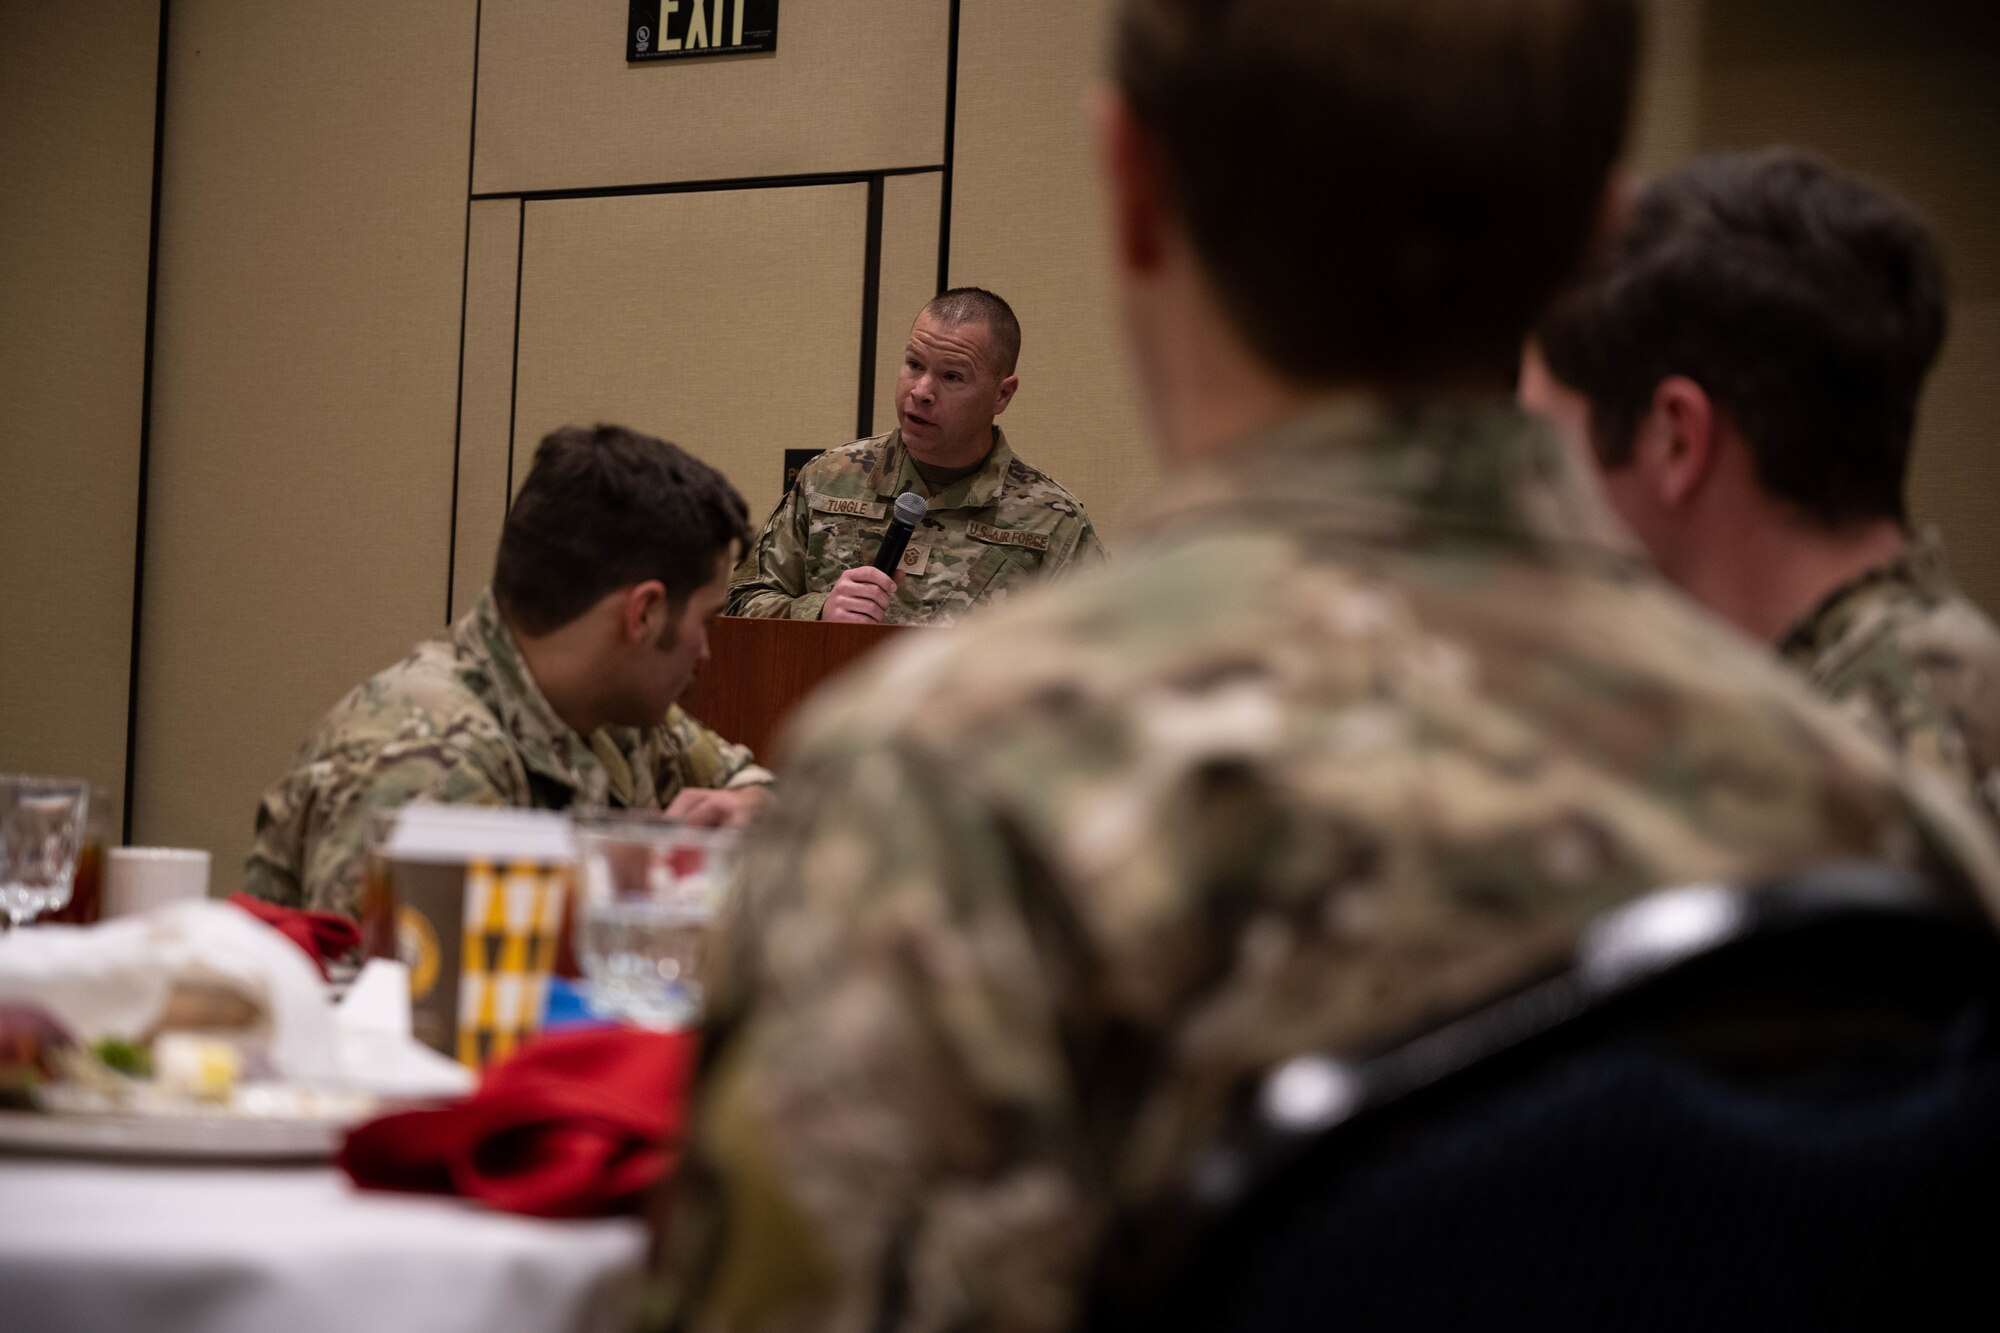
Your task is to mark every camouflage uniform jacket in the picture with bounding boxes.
[243,591,773,917]
[658,404,2000,1333]
[725,427,1106,624]
[1778,529,2000,822]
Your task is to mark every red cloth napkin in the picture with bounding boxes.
[228,893,362,980]
[338,1027,697,1218]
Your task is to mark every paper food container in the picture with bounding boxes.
[360,805,574,1069]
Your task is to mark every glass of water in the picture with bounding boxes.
[570,812,739,1028]
[0,776,90,929]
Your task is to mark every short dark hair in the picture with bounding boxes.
[1113,0,1639,388]
[1538,149,1948,528]
[921,287,1022,377]
[493,424,751,636]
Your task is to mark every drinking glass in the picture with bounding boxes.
[570,812,739,1029]
[0,776,90,929]
[45,783,113,925]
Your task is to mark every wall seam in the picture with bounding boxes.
[445,0,484,624]
[936,0,961,293]
[473,164,943,205]
[122,0,172,844]
[857,175,886,438]
[504,200,525,506]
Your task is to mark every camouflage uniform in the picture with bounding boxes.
[726,427,1106,625]
[1778,528,2000,822]
[243,591,773,917]
[658,405,2000,1333]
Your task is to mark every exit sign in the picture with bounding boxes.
[628,0,779,62]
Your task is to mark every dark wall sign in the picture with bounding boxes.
[628,0,779,62]
[783,449,824,496]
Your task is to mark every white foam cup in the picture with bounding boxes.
[103,847,212,917]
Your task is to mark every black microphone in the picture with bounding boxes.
[868,491,929,575]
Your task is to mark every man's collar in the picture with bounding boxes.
[1137,399,1644,566]
[1777,527,1954,659]
[461,592,608,798]
[872,427,1015,510]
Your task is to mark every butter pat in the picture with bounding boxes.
[153,1033,242,1102]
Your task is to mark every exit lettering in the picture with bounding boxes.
[629,0,779,64]
[657,0,754,53]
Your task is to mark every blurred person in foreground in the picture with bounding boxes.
[1522,150,2000,822]
[653,4,2000,1330]
[244,425,774,917]
[727,288,1106,625]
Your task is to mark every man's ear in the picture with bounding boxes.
[619,581,670,647]
[992,373,1020,417]
[1094,87,1166,275]
[1647,376,1720,510]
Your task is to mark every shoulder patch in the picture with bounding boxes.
[1000,462,1085,516]
[967,520,1052,553]
[799,436,888,479]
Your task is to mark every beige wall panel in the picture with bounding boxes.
[951,0,1150,543]
[136,0,477,873]
[874,172,944,433]
[1699,0,2000,615]
[1700,61,2000,298]
[511,186,866,529]
[0,1,157,808]
[474,0,949,196]
[452,198,525,620]
[1627,0,1702,175]
[1910,305,2000,617]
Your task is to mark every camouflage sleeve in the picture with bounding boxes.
[242,813,308,910]
[727,488,830,622]
[242,738,514,918]
[1062,514,1109,574]
[1821,682,1983,813]
[661,706,775,793]
[1808,649,1999,825]
[1888,756,2000,922]
[655,745,1085,1333]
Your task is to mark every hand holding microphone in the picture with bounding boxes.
[821,492,927,624]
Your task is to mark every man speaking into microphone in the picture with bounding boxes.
[727,288,1106,624]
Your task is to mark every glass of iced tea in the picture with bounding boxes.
[44,784,114,926]
[569,812,738,1029]
[357,808,401,963]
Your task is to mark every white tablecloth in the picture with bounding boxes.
[0,1156,649,1333]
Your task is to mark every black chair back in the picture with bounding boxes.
[1090,865,2000,1332]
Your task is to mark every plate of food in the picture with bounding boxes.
[0,1003,380,1161]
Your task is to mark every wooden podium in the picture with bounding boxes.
[679,616,916,765]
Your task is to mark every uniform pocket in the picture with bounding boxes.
[806,504,889,585]
[961,521,1054,603]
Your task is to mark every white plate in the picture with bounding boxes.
[0,1086,379,1162]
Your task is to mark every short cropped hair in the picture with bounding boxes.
[1539,150,1948,528]
[1113,0,1639,387]
[921,287,1022,377]
[493,424,751,636]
